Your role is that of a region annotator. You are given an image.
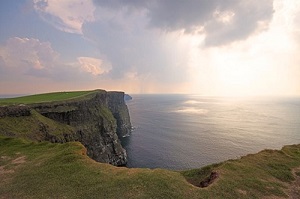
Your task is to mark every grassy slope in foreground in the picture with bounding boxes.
[1,136,300,198]
[0,90,100,105]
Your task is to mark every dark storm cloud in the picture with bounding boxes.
[203,1,274,45]
[93,0,274,46]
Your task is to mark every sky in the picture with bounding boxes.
[0,0,300,96]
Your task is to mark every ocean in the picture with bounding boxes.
[121,95,300,170]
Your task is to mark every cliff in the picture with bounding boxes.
[107,92,132,137]
[0,90,131,166]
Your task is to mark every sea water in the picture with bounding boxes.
[121,95,300,170]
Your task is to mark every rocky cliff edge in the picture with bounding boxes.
[0,90,131,166]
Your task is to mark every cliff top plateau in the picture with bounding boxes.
[0,90,104,105]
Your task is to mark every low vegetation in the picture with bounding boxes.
[1,135,300,198]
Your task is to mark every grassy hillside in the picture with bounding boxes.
[0,90,100,105]
[1,136,300,198]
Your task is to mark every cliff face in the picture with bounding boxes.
[0,105,31,117]
[0,90,131,166]
[107,92,132,137]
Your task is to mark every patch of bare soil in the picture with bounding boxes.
[185,171,220,188]
[199,171,219,188]
[12,156,26,164]
[262,196,286,199]
[186,171,219,188]
[262,167,300,199]
[0,166,14,175]
[288,167,300,199]
[0,193,11,199]
[0,155,27,193]
[0,155,26,177]
[237,189,247,195]
[0,156,9,160]
[0,165,14,190]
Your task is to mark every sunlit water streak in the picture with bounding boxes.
[121,95,300,170]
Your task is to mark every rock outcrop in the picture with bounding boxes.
[0,105,31,117]
[0,90,131,166]
[124,94,133,101]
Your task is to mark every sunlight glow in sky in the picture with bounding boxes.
[0,0,299,96]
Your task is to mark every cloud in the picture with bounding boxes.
[30,0,275,87]
[203,1,274,46]
[0,37,58,79]
[33,0,274,45]
[84,18,192,84]
[80,0,277,93]
[148,1,274,46]
[0,37,109,82]
[12,0,296,95]
[33,0,96,34]
[82,4,195,84]
[92,0,274,46]
[78,57,111,75]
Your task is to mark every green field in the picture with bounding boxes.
[0,90,99,105]
[1,136,300,198]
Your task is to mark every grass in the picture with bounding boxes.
[1,136,300,198]
[0,136,193,199]
[0,90,101,105]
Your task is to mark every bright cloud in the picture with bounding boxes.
[33,0,96,34]
[188,0,300,96]
[78,57,111,75]
[0,37,109,83]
